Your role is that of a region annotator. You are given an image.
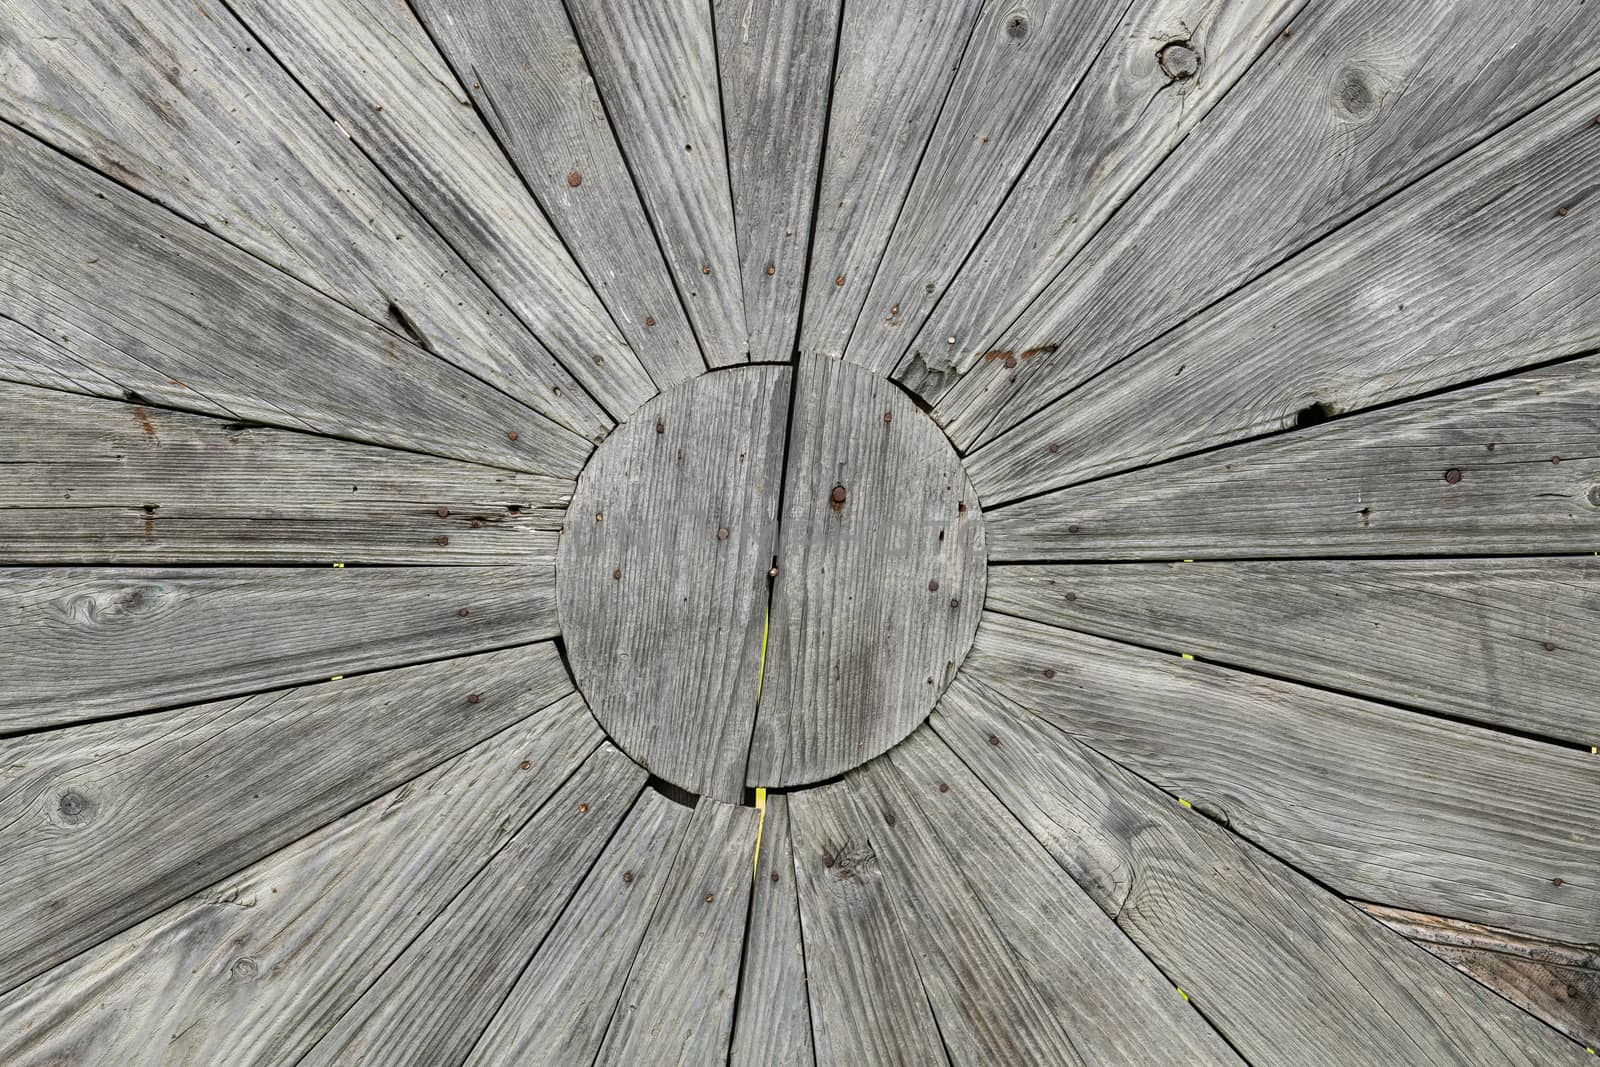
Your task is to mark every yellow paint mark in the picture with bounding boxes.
[1180,653,1194,661]
[330,675,343,682]
[1178,988,1189,1002]
[752,787,768,881]
[756,610,770,703]
[1182,558,1194,563]
[332,562,345,568]
[1178,797,1193,809]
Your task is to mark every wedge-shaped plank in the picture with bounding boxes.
[983,357,1600,561]
[731,795,813,1067]
[466,789,693,1067]
[302,744,644,1066]
[933,676,1584,1065]
[987,559,1600,745]
[934,0,1600,449]
[0,384,568,567]
[413,0,706,380]
[0,0,609,439]
[963,613,1600,944]
[0,642,569,993]
[0,699,599,1065]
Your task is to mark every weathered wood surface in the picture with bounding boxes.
[934,676,1585,1065]
[932,0,1600,450]
[987,559,1600,746]
[0,643,570,993]
[413,0,707,382]
[730,795,813,1067]
[0,699,600,1065]
[751,355,984,788]
[301,744,644,1066]
[0,0,610,440]
[964,613,1600,944]
[0,384,568,566]
[984,356,1600,561]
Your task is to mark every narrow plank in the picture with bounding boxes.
[730,795,814,1067]
[0,0,610,439]
[982,356,1600,561]
[987,559,1600,746]
[963,612,1600,944]
[594,798,760,1065]
[300,744,645,1066]
[932,0,1600,450]
[0,384,569,567]
[933,676,1585,1065]
[0,699,600,1066]
[0,642,571,993]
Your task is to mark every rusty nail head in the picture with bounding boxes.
[1553,877,1564,886]
[938,782,949,793]
[612,567,622,579]
[834,275,846,286]
[1556,206,1569,217]
[435,535,450,546]
[883,410,893,424]
[766,264,776,276]
[716,527,729,541]
[928,579,940,592]
[623,870,634,882]
[830,485,847,504]
[702,264,712,274]
[1444,468,1462,484]
[1043,668,1056,679]
[655,419,665,433]
[507,430,519,441]
[950,597,960,609]
[467,692,480,704]
[579,803,589,813]
[645,316,656,327]
[436,506,450,517]
[989,734,1000,747]
[769,565,780,578]
[704,893,714,903]
[1067,524,1081,534]
[470,518,482,529]
[771,872,779,882]
[457,607,471,617]
[567,171,582,187]
[1047,443,1059,454]
[595,511,605,522]
[520,760,531,769]
[1543,641,1557,651]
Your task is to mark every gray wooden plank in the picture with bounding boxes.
[413,0,708,381]
[301,743,645,1067]
[0,0,611,440]
[987,558,1600,746]
[714,0,840,363]
[963,612,1600,944]
[933,675,1586,1065]
[465,789,694,1067]
[730,794,813,1067]
[0,383,569,566]
[982,355,1600,562]
[0,642,571,994]
[931,0,1600,450]
[594,798,760,1066]
[0,698,600,1066]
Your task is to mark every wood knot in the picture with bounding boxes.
[1158,40,1200,81]
[1335,69,1376,116]
[1006,14,1029,39]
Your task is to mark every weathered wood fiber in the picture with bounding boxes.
[567,0,749,365]
[797,0,985,360]
[0,0,610,440]
[714,0,840,363]
[0,131,590,477]
[0,700,600,1066]
[730,795,814,1067]
[933,676,1585,1065]
[225,0,659,419]
[970,71,1600,499]
[302,744,645,1067]
[465,789,693,1067]
[412,0,707,379]
[893,0,1303,396]
[933,0,1600,450]
[982,356,1600,561]
[987,559,1600,746]
[0,384,569,567]
[0,643,570,994]
[594,798,760,1065]
[750,355,984,788]
[963,612,1600,944]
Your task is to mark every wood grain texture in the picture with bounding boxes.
[730,795,814,1067]
[963,612,1600,944]
[933,0,1600,450]
[983,356,1600,561]
[933,676,1585,1065]
[0,699,600,1066]
[413,0,707,382]
[0,643,571,994]
[0,0,610,440]
[714,0,840,363]
[0,384,569,566]
[987,558,1600,746]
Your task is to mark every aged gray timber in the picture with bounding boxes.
[964,613,1600,944]
[730,795,813,1067]
[0,643,570,993]
[0,701,600,1065]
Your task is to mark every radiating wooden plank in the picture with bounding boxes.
[982,356,1600,561]
[0,0,611,439]
[0,699,600,1065]
[987,559,1600,746]
[413,0,707,379]
[963,612,1600,944]
[934,676,1584,1065]
[0,384,569,566]
[932,0,1600,450]
[301,744,645,1066]
[594,798,760,1065]
[730,795,813,1067]
[466,789,694,1067]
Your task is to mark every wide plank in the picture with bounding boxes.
[730,794,813,1067]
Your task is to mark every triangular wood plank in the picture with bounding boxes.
[933,676,1587,1065]
[0,699,600,1065]
[730,794,813,1067]
[0,642,571,993]
[963,612,1600,944]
